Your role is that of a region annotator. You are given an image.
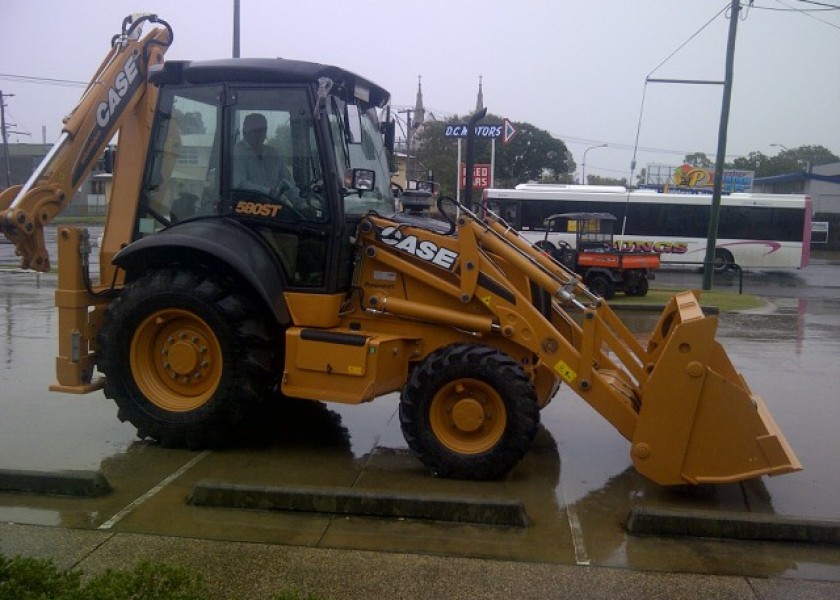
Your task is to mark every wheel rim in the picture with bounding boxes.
[429,378,507,454]
[714,250,732,271]
[130,308,223,412]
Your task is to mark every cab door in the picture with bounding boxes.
[225,87,335,290]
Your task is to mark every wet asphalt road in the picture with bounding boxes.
[1,229,839,580]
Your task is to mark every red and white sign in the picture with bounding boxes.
[460,163,491,189]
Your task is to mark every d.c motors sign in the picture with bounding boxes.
[443,119,518,145]
[444,124,502,139]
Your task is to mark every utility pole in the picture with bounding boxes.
[397,108,414,185]
[0,90,13,188]
[701,0,740,291]
[232,0,240,58]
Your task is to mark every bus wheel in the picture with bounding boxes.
[587,273,616,299]
[714,248,735,273]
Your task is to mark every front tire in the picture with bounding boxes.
[98,268,278,449]
[399,344,540,480]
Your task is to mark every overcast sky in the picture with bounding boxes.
[2,0,838,182]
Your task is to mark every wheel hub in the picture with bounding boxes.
[131,309,222,412]
[429,379,507,454]
[162,330,211,384]
[451,397,485,432]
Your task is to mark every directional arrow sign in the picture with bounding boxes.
[502,118,518,145]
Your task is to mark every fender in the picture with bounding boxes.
[113,218,290,325]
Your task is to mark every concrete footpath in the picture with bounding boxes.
[2,522,840,600]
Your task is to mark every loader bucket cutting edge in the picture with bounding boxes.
[629,292,802,486]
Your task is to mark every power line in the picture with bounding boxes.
[647,3,731,79]
[794,0,840,9]
[752,4,840,10]
[0,73,87,88]
[772,0,840,27]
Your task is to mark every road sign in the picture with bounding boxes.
[502,118,517,145]
[444,124,502,139]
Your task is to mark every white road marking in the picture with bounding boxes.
[98,450,210,530]
[560,481,591,566]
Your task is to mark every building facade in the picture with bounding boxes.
[753,162,840,250]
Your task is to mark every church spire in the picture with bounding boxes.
[475,75,484,112]
[413,75,425,127]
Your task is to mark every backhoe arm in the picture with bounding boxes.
[0,14,172,271]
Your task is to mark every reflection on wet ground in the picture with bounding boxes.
[1,263,840,580]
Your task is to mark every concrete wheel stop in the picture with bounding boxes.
[627,505,840,545]
[188,480,528,527]
[0,469,112,497]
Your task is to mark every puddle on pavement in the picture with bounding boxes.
[0,506,63,526]
[2,267,840,578]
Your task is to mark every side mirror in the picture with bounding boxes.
[382,119,395,154]
[344,168,375,191]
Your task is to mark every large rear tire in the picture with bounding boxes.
[98,268,278,449]
[399,344,540,480]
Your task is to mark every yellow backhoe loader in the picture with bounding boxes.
[1,15,800,485]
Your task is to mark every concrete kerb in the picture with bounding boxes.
[188,480,529,527]
[0,469,112,497]
[627,505,840,546]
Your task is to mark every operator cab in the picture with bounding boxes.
[136,58,394,292]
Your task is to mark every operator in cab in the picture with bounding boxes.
[233,112,300,203]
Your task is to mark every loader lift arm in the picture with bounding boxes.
[0,14,172,272]
[358,199,801,486]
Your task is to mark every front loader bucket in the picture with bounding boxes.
[630,292,802,486]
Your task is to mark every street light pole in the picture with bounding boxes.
[0,90,13,188]
[581,143,607,185]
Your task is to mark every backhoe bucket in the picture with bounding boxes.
[630,292,802,486]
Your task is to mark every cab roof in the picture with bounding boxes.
[149,58,390,107]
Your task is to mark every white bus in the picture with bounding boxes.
[483,184,812,269]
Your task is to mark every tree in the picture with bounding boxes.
[587,175,628,186]
[683,152,712,168]
[727,145,838,177]
[494,121,574,188]
[636,167,647,186]
[414,113,574,196]
[174,110,206,135]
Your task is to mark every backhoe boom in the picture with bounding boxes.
[0,14,172,271]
